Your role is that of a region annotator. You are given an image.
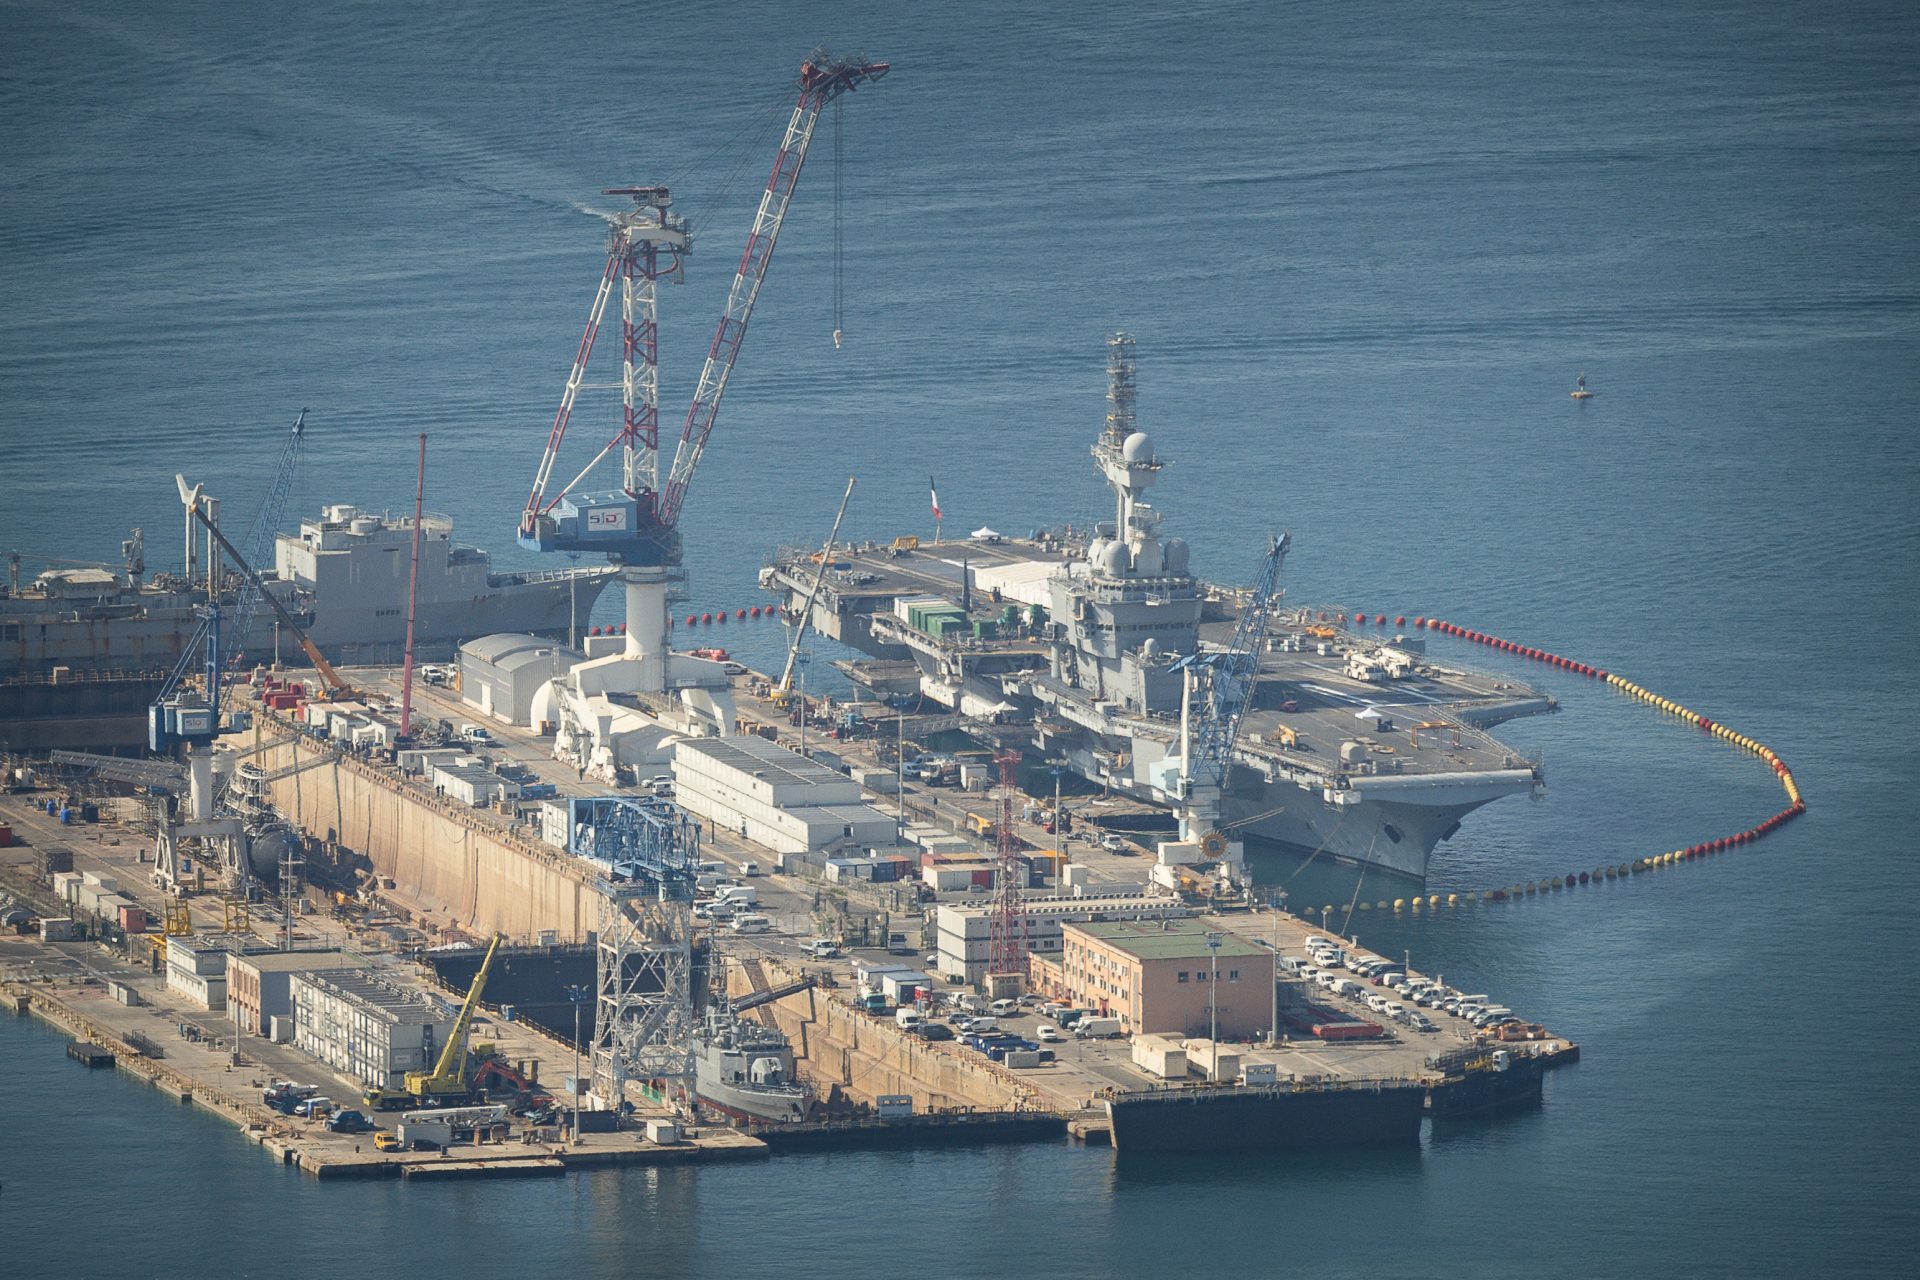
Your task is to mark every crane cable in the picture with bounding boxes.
[832,95,845,349]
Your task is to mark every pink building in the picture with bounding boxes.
[1033,919,1273,1040]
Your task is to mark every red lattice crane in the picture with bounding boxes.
[520,51,890,568]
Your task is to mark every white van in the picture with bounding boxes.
[730,913,771,934]
[715,884,758,907]
[989,998,1019,1017]
[739,861,761,877]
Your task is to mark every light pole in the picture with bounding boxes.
[1205,931,1222,1069]
[567,552,580,651]
[566,982,588,1142]
[1050,762,1067,884]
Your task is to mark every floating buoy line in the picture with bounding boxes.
[1314,613,1806,917]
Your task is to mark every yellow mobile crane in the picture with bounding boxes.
[363,933,503,1111]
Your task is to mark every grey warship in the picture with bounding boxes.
[2,503,616,676]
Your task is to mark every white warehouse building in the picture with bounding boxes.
[933,892,1194,986]
[672,736,898,855]
[290,970,456,1093]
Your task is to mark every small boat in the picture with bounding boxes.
[1570,372,1594,400]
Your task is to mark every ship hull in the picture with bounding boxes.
[1230,773,1537,882]
[0,574,610,676]
[1105,1083,1426,1153]
[694,1055,813,1124]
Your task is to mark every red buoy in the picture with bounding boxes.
[715,611,727,624]
[616,623,626,633]
[736,608,747,618]
[1395,615,1405,626]
[1376,614,1387,624]
[686,615,697,626]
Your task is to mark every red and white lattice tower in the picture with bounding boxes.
[987,749,1027,984]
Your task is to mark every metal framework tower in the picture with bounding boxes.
[1104,331,1137,444]
[986,749,1028,985]
[579,798,701,1112]
[522,186,690,557]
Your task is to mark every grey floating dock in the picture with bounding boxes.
[66,1041,115,1068]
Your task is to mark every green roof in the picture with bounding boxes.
[1067,920,1269,963]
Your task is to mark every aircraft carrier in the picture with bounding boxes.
[761,336,1553,883]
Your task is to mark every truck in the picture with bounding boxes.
[395,1119,454,1151]
[400,1103,510,1145]
[325,1108,374,1134]
[1073,1016,1124,1039]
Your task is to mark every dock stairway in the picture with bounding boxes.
[730,975,816,1015]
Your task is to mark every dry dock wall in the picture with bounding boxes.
[246,735,595,941]
[730,967,1034,1114]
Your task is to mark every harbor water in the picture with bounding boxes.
[2,1,1916,1275]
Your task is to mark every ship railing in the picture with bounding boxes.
[1415,703,1545,772]
[510,566,616,584]
[1100,1074,1427,1103]
[1,665,172,688]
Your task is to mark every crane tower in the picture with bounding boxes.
[522,52,889,777]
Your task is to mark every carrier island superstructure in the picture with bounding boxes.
[762,336,1553,883]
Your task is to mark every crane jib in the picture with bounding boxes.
[656,55,889,530]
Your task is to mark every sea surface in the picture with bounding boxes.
[3,1,1917,1276]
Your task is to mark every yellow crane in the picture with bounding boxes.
[363,933,503,1111]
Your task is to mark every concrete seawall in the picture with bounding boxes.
[731,966,1037,1114]
[245,731,596,941]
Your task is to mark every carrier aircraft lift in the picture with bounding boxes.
[518,51,889,779]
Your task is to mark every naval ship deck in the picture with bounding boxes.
[767,538,1552,786]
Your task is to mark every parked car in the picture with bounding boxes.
[1035,1025,1063,1043]
[913,1023,955,1042]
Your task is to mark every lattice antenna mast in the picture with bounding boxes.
[1104,331,1137,445]
[657,51,890,527]
[987,749,1028,982]
[521,187,690,536]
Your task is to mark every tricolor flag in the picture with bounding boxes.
[929,476,942,521]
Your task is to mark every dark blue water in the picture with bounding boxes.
[4,1,1917,1275]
